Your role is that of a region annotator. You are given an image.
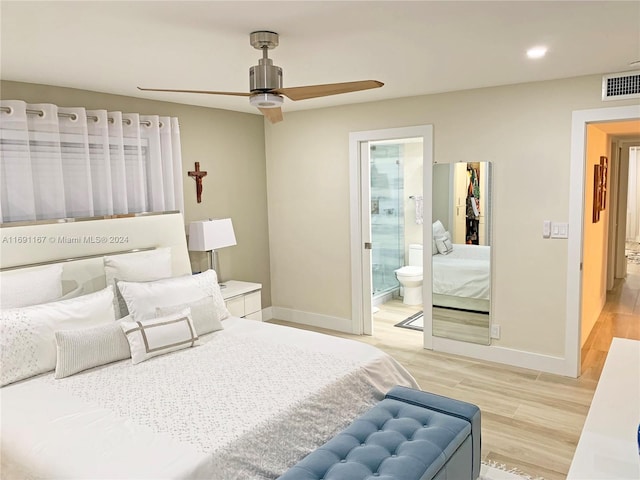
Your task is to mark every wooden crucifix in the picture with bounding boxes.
[188,162,208,203]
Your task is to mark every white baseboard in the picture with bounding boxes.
[261,307,274,322]
[432,336,574,377]
[270,307,353,333]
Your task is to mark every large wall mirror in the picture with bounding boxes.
[432,162,492,345]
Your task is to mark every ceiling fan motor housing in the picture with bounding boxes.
[250,59,283,92]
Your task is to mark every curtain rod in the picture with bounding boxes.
[0,106,159,127]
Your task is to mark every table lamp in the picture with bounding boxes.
[188,218,237,285]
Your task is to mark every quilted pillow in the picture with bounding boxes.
[0,264,63,309]
[121,310,198,365]
[104,247,172,319]
[118,269,229,322]
[0,286,115,386]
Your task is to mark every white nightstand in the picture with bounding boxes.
[221,280,263,321]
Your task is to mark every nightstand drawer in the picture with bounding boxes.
[225,296,245,317]
[221,280,263,320]
[244,291,261,316]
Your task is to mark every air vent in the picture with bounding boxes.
[602,71,640,101]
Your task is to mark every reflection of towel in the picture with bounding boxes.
[414,195,423,224]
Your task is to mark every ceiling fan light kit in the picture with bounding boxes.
[250,93,284,108]
[138,30,383,124]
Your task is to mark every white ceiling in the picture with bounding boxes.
[2,1,639,116]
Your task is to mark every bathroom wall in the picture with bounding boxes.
[403,142,424,262]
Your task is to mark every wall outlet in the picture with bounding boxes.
[490,324,501,339]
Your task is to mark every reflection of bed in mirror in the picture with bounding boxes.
[432,244,490,313]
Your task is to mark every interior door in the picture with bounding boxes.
[349,125,433,348]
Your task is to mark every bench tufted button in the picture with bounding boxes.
[340,459,346,463]
[391,454,397,458]
[361,442,366,446]
[373,473,380,477]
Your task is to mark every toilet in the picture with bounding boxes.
[395,244,423,305]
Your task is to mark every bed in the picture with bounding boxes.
[0,213,417,479]
[432,243,490,313]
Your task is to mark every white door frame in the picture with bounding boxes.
[567,104,640,377]
[349,125,434,348]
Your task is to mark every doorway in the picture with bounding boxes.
[568,105,640,377]
[348,125,433,348]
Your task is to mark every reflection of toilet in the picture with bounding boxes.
[395,244,423,305]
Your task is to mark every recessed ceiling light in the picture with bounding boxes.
[527,46,547,59]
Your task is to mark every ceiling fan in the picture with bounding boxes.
[138,31,383,124]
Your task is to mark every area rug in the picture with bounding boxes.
[394,310,423,331]
[480,461,545,480]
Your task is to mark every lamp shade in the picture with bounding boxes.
[188,219,237,252]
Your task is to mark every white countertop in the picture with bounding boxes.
[567,337,640,479]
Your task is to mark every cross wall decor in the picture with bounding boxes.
[187,162,208,203]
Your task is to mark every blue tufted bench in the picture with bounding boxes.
[278,386,481,480]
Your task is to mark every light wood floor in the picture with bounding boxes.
[269,269,640,480]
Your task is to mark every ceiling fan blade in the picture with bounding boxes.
[137,87,251,97]
[274,80,383,101]
[259,107,284,124]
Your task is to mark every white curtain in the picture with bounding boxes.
[0,100,184,223]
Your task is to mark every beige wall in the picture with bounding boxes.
[403,142,423,260]
[581,125,610,346]
[0,80,272,307]
[265,74,638,358]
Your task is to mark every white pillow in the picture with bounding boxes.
[55,321,131,379]
[104,248,172,319]
[435,232,453,255]
[118,269,230,322]
[432,238,438,256]
[0,264,63,309]
[432,220,446,239]
[58,282,84,301]
[0,286,115,386]
[156,296,223,336]
[121,310,198,364]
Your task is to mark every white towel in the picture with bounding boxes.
[414,195,423,225]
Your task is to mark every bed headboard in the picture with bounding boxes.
[0,212,191,294]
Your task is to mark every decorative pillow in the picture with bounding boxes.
[156,296,223,336]
[435,232,454,255]
[118,269,230,322]
[0,286,115,387]
[121,310,198,364]
[0,264,63,309]
[55,321,131,379]
[432,220,446,239]
[104,247,172,319]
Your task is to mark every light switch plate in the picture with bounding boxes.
[551,222,569,239]
[543,220,551,238]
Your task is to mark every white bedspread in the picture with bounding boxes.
[1,318,417,479]
[432,244,490,300]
